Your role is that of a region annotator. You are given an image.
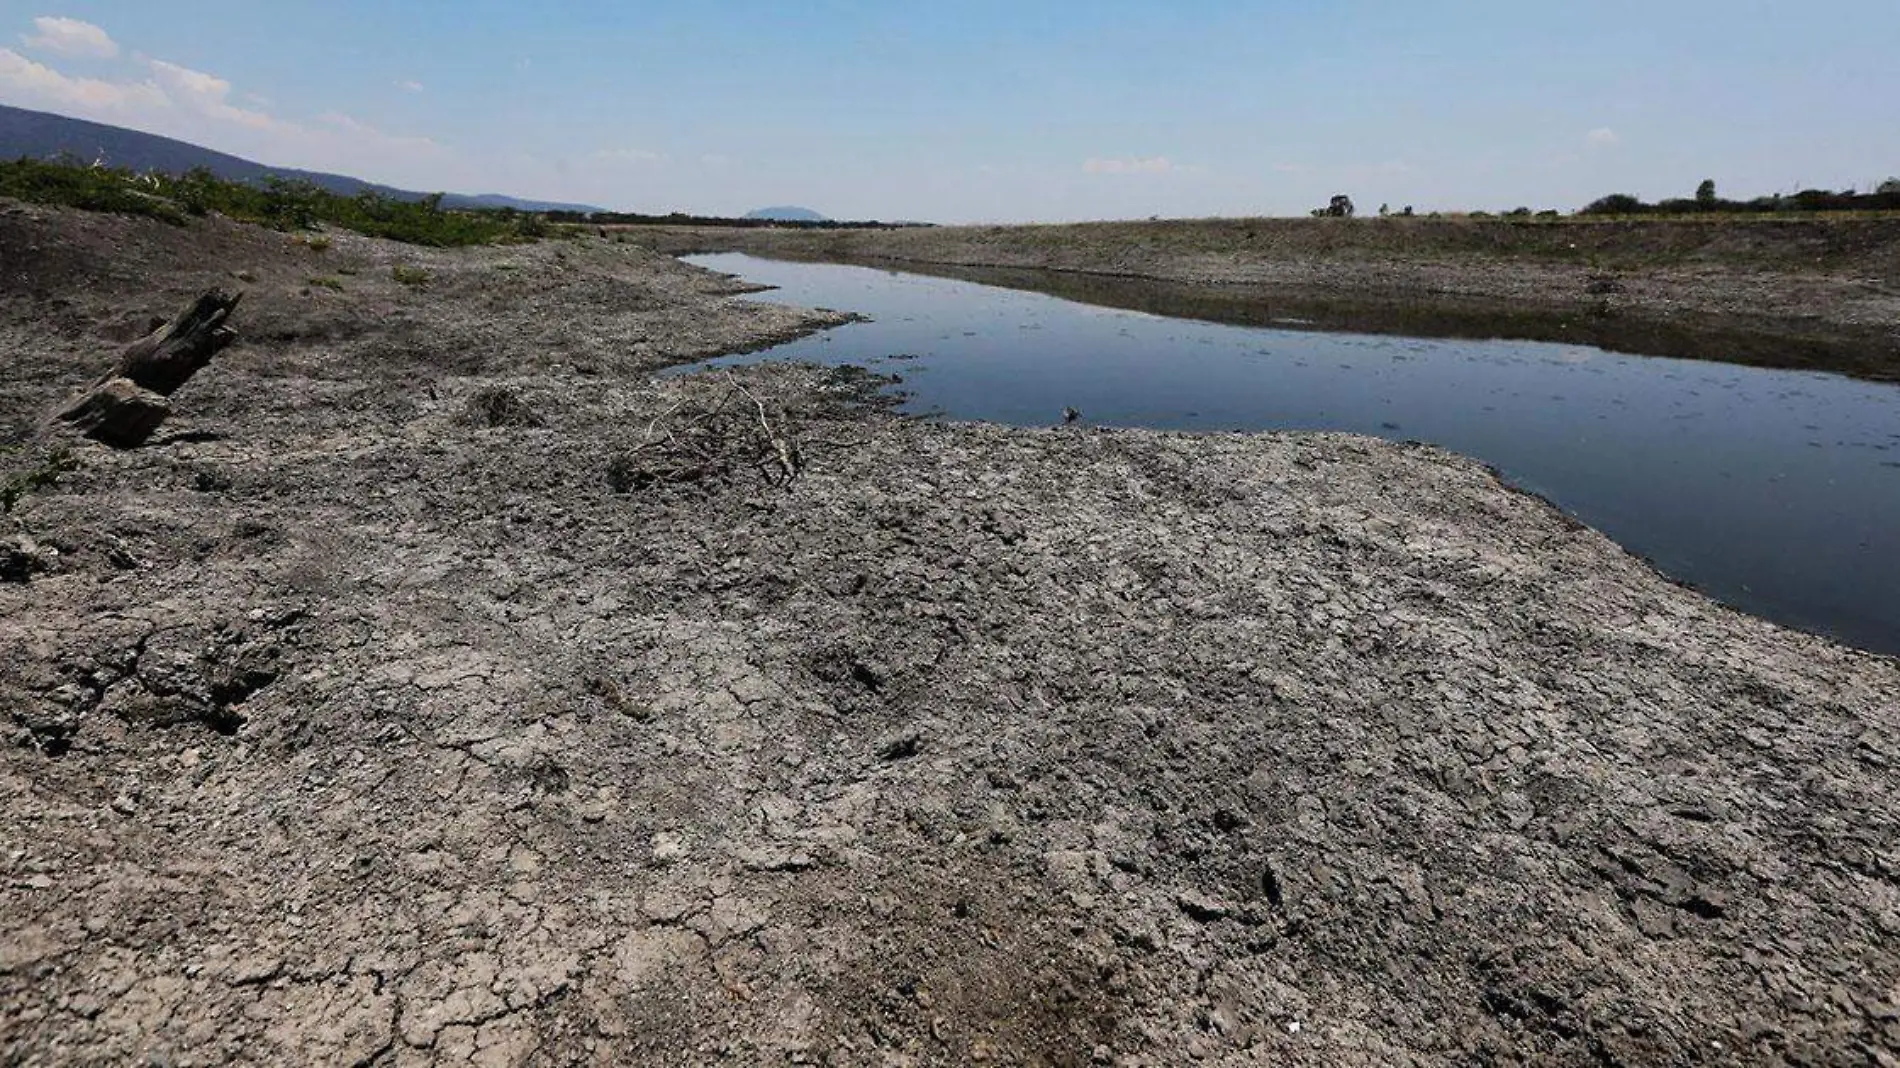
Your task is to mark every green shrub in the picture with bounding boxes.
[1,447,76,514]
[0,158,185,224]
[1581,193,1646,215]
[0,157,547,247]
[391,265,432,287]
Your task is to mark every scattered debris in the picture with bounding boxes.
[460,385,545,428]
[607,372,803,491]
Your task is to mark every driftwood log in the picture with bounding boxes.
[51,290,242,448]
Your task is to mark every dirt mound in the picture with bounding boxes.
[3,202,1898,1066]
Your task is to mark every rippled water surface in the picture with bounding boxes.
[681,253,1900,655]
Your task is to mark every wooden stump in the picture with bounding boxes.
[53,378,172,448]
[51,290,242,448]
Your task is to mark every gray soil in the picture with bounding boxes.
[4,201,1899,1066]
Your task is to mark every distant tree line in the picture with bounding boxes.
[1580,178,1900,216]
[1309,177,1900,221]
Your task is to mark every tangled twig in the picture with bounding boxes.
[607,375,804,492]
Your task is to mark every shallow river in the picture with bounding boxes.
[681,253,1900,656]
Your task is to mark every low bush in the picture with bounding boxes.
[0,157,548,246]
[0,158,185,225]
[1,447,76,514]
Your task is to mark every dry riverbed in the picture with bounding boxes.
[3,202,1899,1066]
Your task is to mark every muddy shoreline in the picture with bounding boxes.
[4,202,1899,1066]
[636,218,1900,381]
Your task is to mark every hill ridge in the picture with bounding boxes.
[0,103,600,214]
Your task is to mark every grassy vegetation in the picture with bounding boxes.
[1,447,76,515]
[391,265,432,287]
[0,157,541,247]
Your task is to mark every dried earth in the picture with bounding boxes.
[3,202,1899,1066]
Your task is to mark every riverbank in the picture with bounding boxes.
[635,216,1900,381]
[4,201,1898,1066]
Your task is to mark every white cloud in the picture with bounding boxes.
[148,58,276,129]
[593,147,667,164]
[1587,127,1619,146]
[317,111,441,153]
[21,15,118,59]
[147,58,227,100]
[1084,156,1177,175]
[0,24,448,189]
[0,46,163,110]
[396,79,423,93]
[1343,160,1417,179]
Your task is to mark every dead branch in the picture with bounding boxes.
[609,377,808,493]
[726,371,801,484]
[49,290,243,449]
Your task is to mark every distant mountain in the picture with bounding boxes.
[445,192,603,213]
[0,104,600,214]
[744,206,829,223]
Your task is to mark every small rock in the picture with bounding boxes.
[1177,890,1230,922]
[226,956,283,986]
[877,731,922,761]
[0,536,52,584]
[651,832,685,865]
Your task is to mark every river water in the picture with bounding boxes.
[680,253,1900,656]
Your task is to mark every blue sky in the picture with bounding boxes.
[2,1,1895,222]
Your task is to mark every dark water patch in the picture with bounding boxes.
[701,251,1899,383]
[681,254,1900,656]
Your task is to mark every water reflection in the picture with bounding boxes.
[681,253,1900,656]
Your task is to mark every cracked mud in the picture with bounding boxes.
[3,202,1899,1066]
